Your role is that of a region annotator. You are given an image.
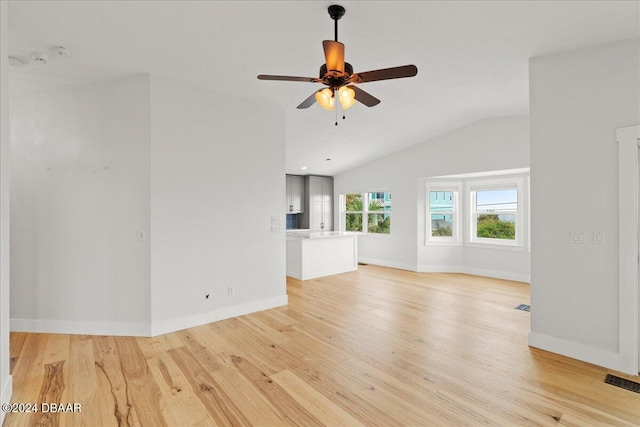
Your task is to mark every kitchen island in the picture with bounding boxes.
[286,230,358,280]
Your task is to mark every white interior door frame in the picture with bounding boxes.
[617,125,640,375]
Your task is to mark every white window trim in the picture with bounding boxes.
[425,182,462,245]
[342,194,364,233]
[341,190,392,236]
[468,177,524,247]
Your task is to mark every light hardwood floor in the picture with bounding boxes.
[4,265,640,426]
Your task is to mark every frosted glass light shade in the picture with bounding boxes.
[315,88,335,111]
[338,86,356,110]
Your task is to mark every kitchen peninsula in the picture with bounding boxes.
[286,230,358,280]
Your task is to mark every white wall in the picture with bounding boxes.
[529,40,640,370]
[149,77,287,335]
[10,75,152,335]
[1,0,13,417]
[334,117,530,280]
[9,73,288,338]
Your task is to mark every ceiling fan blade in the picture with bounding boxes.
[322,40,345,73]
[257,75,321,83]
[351,65,418,83]
[297,91,318,109]
[349,85,380,107]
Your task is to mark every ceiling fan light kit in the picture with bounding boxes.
[257,4,417,122]
[338,86,356,110]
[315,88,335,111]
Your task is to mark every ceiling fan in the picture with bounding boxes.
[257,4,418,117]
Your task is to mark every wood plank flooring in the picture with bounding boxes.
[4,265,640,426]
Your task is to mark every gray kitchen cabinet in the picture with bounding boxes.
[286,175,304,213]
[300,175,333,231]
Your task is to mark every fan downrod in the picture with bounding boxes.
[328,5,345,41]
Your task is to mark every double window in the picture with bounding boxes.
[343,191,391,234]
[425,177,525,247]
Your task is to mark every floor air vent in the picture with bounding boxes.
[515,304,530,312]
[604,374,640,394]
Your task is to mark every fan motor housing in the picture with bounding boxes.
[319,62,353,88]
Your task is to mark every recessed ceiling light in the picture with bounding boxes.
[32,52,48,65]
[8,56,24,67]
[301,166,307,170]
[54,46,72,57]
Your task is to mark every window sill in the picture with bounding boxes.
[424,241,463,247]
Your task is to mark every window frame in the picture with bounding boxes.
[425,182,462,245]
[343,193,365,233]
[341,190,392,236]
[468,177,524,247]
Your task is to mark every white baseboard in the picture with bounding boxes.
[528,331,621,373]
[11,318,151,337]
[461,267,530,283]
[293,266,358,281]
[356,255,530,283]
[286,271,302,280]
[151,294,288,337]
[417,264,464,273]
[10,295,289,338]
[1,375,12,424]
[358,257,417,272]
[417,264,530,283]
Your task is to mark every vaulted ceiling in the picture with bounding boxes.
[6,1,639,175]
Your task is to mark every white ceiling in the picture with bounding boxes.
[6,1,639,176]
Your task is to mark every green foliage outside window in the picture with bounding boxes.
[345,194,363,210]
[431,214,453,236]
[432,223,453,236]
[476,214,515,240]
[345,194,390,234]
[345,194,362,232]
[433,226,452,236]
[345,213,362,232]
[368,213,390,234]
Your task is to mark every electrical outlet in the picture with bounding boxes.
[594,231,605,245]
[569,231,578,244]
[227,286,234,296]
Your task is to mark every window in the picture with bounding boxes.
[425,174,527,248]
[425,184,460,243]
[469,178,523,246]
[342,191,391,234]
[474,189,517,239]
[344,193,364,232]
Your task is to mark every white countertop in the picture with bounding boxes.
[286,230,358,240]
